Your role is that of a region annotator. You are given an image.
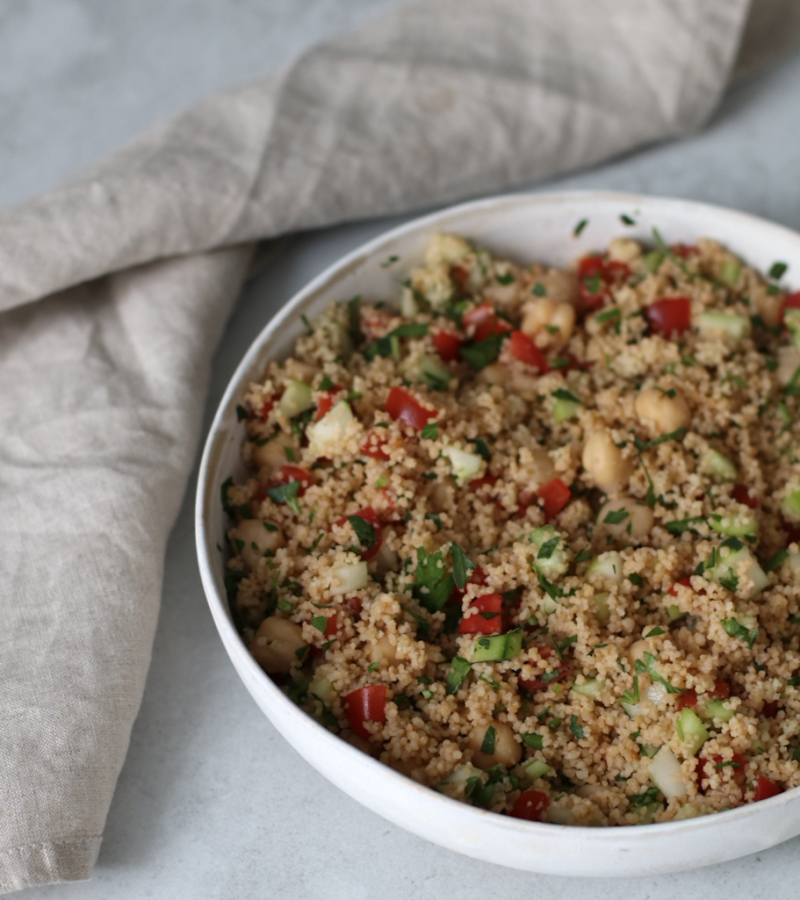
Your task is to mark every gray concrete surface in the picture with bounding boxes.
[4,1,800,897]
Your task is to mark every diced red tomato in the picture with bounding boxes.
[698,753,746,792]
[509,330,549,372]
[577,255,630,310]
[670,244,698,260]
[433,330,464,362]
[536,478,571,519]
[753,774,782,802]
[780,292,800,323]
[782,519,800,546]
[260,392,282,419]
[676,690,698,711]
[645,297,691,337]
[313,383,342,421]
[322,614,338,637]
[385,387,436,431]
[458,593,503,635]
[731,484,760,509]
[264,465,313,498]
[360,429,391,460]
[709,679,731,700]
[462,302,513,342]
[763,700,779,718]
[346,596,363,618]
[373,487,401,523]
[468,474,499,492]
[449,567,489,608]
[667,577,705,597]
[344,684,387,740]
[518,665,570,692]
[332,506,383,561]
[450,264,470,292]
[538,646,553,658]
[509,789,550,822]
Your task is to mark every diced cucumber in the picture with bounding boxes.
[697,699,735,724]
[542,595,559,615]
[636,802,662,824]
[443,447,483,484]
[639,743,660,759]
[593,592,611,625]
[332,561,368,594]
[334,320,354,360]
[644,251,664,273]
[416,355,453,391]
[307,400,356,458]
[436,762,483,785]
[400,287,420,318]
[697,311,750,343]
[472,628,523,662]
[665,603,683,621]
[785,308,800,350]
[529,526,569,578]
[587,552,623,583]
[706,544,769,598]
[673,802,711,821]
[553,398,580,423]
[572,678,605,699]
[708,514,757,538]
[719,259,741,286]
[523,758,551,780]
[309,675,333,704]
[675,707,709,756]
[280,379,314,418]
[782,490,800,523]
[703,450,737,481]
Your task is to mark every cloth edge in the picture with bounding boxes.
[0,836,101,896]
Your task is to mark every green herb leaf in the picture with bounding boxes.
[425,513,443,531]
[764,549,788,573]
[522,733,544,749]
[645,626,666,637]
[722,617,759,649]
[445,656,472,695]
[574,547,593,564]
[620,214,636,226]
[473,437,491,461]
[603,509,630,525]
[460,332,506,371]
[532,281,547,297]
[630,786,661,808]
[538,537,560,560]
[480,725,497,754]
[573,219,589,237]
[633,428,688,452]
[265,480,301,515]
[414,547,456,613]
[236,404,248,422]
[635,651,681,693]
[719,569,739,593]
[595,307,622,325]
[451,542,476,590]
[496,272,515,285]
[421,421,439,440]
[770,261,788,280]
[569,715,585,740]
[348,514,377,551]
[311,615,328,633]
[551,388,582,404]
[664,516,705,535]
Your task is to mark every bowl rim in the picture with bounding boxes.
[195,189,800,866]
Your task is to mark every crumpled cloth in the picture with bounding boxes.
[2,0,789,892]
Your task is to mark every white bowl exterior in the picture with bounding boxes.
[197,191,800,876]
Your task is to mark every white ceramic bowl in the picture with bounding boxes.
[196,191,800,876]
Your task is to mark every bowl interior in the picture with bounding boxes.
[196,191,800,877]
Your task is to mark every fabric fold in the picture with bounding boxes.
[0,0,758,892]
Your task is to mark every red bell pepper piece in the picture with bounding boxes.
[753,774,782,802]
[509,330,549,372]
[433,330,464,362]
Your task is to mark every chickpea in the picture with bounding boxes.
[468,721,521,770]
[230,519,285,570]
[597,498,654,540]
[477,362,510,386]
[634,388,691,435]
[431,478,455,513]
[539,269,579,307]
[777,347,800,387]
[369,634,402,667]
[253,433,300,476]
[582,431,632,493]
[249,616,305,673]
[607,237,642,264]
[756,288,784,328]
[515,447,556,489]
[627,638,656,667]
[521,297,575,347]
[374,534,399,578]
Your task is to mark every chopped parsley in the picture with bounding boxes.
[236,404,248,422]
[480,725,497,754]
[573,218,589,237]
[472,437,491,461]
[414,547,456,612]
[523,733,544,749]
[620,214,636,226]
[635,651,681,694]
[664,516,704,535]
[445,656,472,695]
[421,421,439,440]
[310,615,328,633]
[450,542,476,589]
[603,509,629,525]
[496,272,515,285]
[569,715,585,740]
[628,573,644,587]
[348,514,377,552]
[425,513,443,531]
[551,388,582,404]
[764,549,788,573]
[770,261,788,280]
[722,617,759,649]
[630,787,661,808]
[265,480,301,515]
[532,281,547,297]
[645,626,665,637]
[460,332,506,371]
[537,537,560,560]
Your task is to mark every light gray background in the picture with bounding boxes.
[4,1,800,897]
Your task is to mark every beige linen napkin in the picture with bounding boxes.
[0,0,772,892]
